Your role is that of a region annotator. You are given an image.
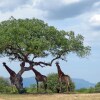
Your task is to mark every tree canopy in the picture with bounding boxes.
[0,17,91,67]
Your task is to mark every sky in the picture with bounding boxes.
[0,0,100,84]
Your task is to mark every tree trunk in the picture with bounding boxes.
[13,74,24,93]
[14,63,32,93]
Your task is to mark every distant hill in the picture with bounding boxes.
[23,77,95,90]
[72,78,95,89]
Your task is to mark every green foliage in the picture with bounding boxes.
[70,81,75,92]
[0,77,10,86]
[46,73,59,93]
[95,82,100,93]
[77,88,89,93]
[0,77,11,93]
[77,87,95,93]
[0,17,90,63]
[0,77,19,94]
[26,84,37,93]
[88,87,95,93]
[26,84,52,93]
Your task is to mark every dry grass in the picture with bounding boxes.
[0,93,100,100]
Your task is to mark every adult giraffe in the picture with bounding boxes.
[55,61,71,93]
[31,67,47,92]
[2,62,23,93]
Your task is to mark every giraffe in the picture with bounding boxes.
[31,67,47,92]
[55,62,71,93]
[2,62,16,85]
[2,62,23,93]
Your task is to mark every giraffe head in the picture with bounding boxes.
[55,61,59,65]
[3,62,6,66]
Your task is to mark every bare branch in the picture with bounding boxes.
[50,55,61,65]
[32,55,37,61]
[39,64,45,67]
[60,57,67,62]
[32,55,61,67]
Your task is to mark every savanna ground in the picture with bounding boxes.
[0,93,100,100]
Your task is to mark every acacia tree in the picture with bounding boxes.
[0,17,91,92]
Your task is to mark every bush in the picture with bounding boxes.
[26,84,37,93]
[77,88,89,93]
[88,87,95,93]
[76,87,95,93]
[40,73,75,93]
[95,82,100,93]
[0,77,12,93]
[0,77,19,94]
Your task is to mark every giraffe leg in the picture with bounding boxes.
[66,82,70,93]
[35,78,38,93]
[58,78,62,93]
[68,84,71,92]
[37,81,38,92]
[44,82,47,93]
[59,82,62,93]
[66,85,68,93]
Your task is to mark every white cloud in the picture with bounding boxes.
[62,0,80,4]
[89,14,100,26]
[33,0,100,20]
[93,1,100,8]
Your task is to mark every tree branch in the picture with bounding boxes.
[18,62,33,75]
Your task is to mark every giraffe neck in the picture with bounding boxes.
[56,64,64,77]
[32,68,41,76]
[3,64,16,77]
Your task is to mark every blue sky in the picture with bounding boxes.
[0,0,100,83]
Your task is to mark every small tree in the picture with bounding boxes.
[0,17,91,92]
[95,82,100,93]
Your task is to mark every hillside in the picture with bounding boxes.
[73,78,95,89]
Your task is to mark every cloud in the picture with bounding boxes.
[0,0,32,12]
[89,14,100,30]
[34,0,100,20]
[93,1,100,8]
[62,0,80,4]
[90,14,100,26]
[0,5,47,22]
[0,0,99,20]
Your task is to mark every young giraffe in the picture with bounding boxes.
[31,67,47,92]
[2,62,23,93]
[55,62,71,93]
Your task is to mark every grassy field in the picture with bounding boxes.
[0,93,100,100]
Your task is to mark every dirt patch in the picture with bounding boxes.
[0,99,5,100]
